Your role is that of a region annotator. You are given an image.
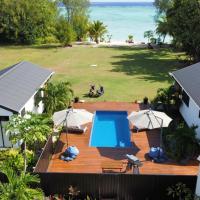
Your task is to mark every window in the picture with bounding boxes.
[0,116,9,121]
[34,90,42,107]
[182,90,190,107]
[21,108,26,117]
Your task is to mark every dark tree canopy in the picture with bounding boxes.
[166,0,200,62]
[62,0,90,23]
[0,0,57,44]
[155,0,200,62]
[154,0,173,14]
[61,0,90,41]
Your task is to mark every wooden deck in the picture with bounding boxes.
[47,102,199,175]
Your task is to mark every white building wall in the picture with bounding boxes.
[22,94,44,114]
[196,163,200,197]
[0,90,44,148]
[180,97,200,139]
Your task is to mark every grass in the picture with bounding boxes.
[0,45,184,102]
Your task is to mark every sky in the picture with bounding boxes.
[90,0,154,2]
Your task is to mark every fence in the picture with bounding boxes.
[37,172,196,200]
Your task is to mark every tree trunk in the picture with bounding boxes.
[24,141,27,173]
[163,35,166,43]
[95,36,99,44]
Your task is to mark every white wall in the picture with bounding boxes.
[0,90,44,148]
[196,162,200,197]
[22,94,44,114]
[180,97,200,139]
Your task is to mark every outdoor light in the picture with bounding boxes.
[197,155,200,162]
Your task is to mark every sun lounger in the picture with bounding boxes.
[126,154,143,167]
[133,125,146,132]
[64,125,87,134]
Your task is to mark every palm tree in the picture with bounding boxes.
[6,113,52,172]
[156,16,169,43]
[0,164,43,200]
[88,20,107,44]
[166,125,199,161]
[152,85,178,112]
[37,81,74,115]
[144,30,154,43]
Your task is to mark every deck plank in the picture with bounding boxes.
[47,102,198,175]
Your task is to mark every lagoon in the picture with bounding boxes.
[90,2,157,42]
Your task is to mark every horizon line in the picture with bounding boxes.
[91,1,153,2]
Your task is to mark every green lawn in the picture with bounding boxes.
[0,45,183,102]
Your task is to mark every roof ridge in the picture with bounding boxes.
[0,61,24,81]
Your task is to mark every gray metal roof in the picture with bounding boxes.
[0,61,53,113]
[171,62,200,108]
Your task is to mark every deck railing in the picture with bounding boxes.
[34,135,54,173]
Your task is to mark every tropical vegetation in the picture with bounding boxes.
[167,182,193,200]
[6,113,52,172]
[37,81,74,115]
[88,20,107,43]
[144,30,154,43]
[62,0,90,41]
[0,164,43,200]
[164,122,200,162]
[0,149,34,173]
[155,0,200,62]
[0,0,90,45]
[152,85,180,113]
[55,17,76,46]
[0,0,57,44]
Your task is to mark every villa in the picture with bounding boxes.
[171,62,200,139]
[0,61,53,148]
[35,102,198,199]
[0,61,198,198]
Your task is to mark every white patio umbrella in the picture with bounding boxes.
[127,109,172,146]
[53,108,93,147]
[53,109,93,127]
[127,109,172,130]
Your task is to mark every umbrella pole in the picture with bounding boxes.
[65,110,70,148]
[66,127,69,148]
[160,119,163,148]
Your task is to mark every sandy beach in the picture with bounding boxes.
[75,40,147,48]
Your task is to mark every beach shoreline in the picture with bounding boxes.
[75,40,147,48]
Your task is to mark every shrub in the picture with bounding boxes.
[0,149,35,172]
[167,182,193,200]
[74,97,79,103]
[55,17,76,46]
[143,97,148,105]
[164,122,200,161]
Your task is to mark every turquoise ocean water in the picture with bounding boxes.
[90,2,156,42]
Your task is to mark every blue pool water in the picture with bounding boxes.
[90,111,131,147]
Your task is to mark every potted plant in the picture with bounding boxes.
[143,97,148,105]
[128,35,134,43]
[74,97,79,103]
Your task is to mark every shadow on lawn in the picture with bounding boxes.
[107,47,182,83]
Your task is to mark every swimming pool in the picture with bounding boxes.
[90,111,131,147]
